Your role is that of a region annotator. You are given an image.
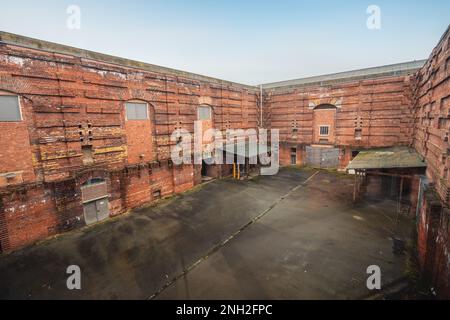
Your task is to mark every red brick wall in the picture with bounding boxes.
[0,93,36,186]
[125,118,154,165]
[279,143,304,166]
[123,168,152,210]
[173,164,195,194]
[413,26,450,299]
[313,108,336,144]
[0,187,57,250]
[412,27,450,207]
[417,187,450,299]
[265,75,415,158]
[0,40,259,251]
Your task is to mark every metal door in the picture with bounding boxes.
[96,198,109,222]
[83,198,109,225]
[305,146,339,168]
[83,201,98,225]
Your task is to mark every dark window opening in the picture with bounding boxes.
[82,178,106,187]
[153,190,161,200]
[291,148,297,165]
[314,104,337,110]
[201,161,208,177]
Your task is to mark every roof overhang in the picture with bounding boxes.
[346,146,427,171]
[218,142,270,158]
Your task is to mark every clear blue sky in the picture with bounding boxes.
[0,0,448,84]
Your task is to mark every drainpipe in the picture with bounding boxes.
[260,84,263,128]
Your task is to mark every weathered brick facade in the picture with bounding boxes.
[412,27,450,207]
[0,32,259,252]
[413,26,450,299]
[263,66,420,168]
[0,27,449,297]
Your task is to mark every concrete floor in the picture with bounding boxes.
[0,168,414,300]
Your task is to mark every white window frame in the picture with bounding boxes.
[198,105,212,121]
[0,94,23,122]
[125,101,149,121]
[319,125,330,136]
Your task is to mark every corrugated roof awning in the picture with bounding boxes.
[346,146,427,170]
[218,142,270,158]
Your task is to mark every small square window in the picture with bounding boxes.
[198,106,211,120]
[319,126,329,136]
[0,95,21,122]
[126,102,148,120]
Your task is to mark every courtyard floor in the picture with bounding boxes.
[0,167,414,299]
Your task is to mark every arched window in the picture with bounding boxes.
[314,104,337,110]
[198,105,212,121]
[82,177,106,187]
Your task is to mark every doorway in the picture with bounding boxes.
[291,148,297,165]
[305,146,339,168]
[83,198,109,225]
[201,160,215,182]
[81,178,110,226]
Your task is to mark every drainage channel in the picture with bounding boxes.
[148,170,320,299]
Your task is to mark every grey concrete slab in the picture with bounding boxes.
[0,168,413,300]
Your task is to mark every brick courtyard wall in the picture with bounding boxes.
[412,26,450,208]
[0,27,449,296]
[417,187,450,299]
[265,74,416,169]
[413,26,450,299]
[0,34,259,252]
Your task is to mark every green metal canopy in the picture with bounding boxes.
[346,146,427,170]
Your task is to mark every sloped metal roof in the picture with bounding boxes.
[346,146,427,170]
[261,60,426,90]
[219,141,270,158]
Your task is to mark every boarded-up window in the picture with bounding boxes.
[126,102,148,120]
[355,128,362,140]
[0,95,21,121]
[82,145,94,165]
[198,105,211,120]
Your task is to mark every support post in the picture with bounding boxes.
[233,162,236,179]
[353,170,358,203]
